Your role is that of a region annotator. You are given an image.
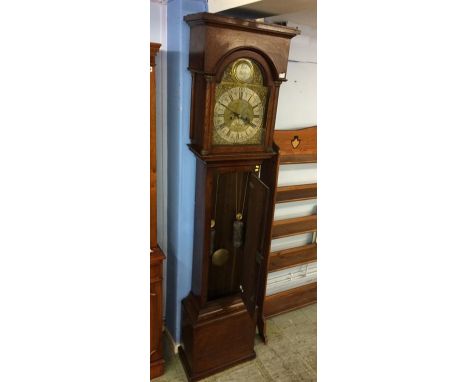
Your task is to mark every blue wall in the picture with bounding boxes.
[166,0,207,343]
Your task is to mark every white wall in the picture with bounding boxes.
[275,62,317,129]
[150,1,165,43]
[268,12,317,129]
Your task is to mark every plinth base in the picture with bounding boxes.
[179,293,257,381]
[179,345,255,382]
[150,357,164,379]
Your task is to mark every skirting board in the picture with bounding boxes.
[264,282,317,318]
[164,326,180,354]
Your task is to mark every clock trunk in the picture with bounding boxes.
[180,159,271,381]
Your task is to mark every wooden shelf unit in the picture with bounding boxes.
[262,126,317,319]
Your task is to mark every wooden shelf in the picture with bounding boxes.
[269,243,316,272]
[272,215,316,239]
[279,153,316,164]
[274,126,317,165]
[276,183,316,203]
[264,282,316,318]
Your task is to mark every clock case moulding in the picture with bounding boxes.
[179,12,300,382]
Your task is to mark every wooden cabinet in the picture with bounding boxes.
[150,42,165,380]
[150,250,164,378]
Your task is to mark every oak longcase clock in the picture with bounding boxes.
[179,13,299,381]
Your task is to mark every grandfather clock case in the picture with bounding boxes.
[178,13,299,381]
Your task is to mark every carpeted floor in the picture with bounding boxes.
[153,303,317,381]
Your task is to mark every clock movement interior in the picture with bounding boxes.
[208,169,253,300]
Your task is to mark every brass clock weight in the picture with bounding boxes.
[179,13,299,382]
[232,172,249,249]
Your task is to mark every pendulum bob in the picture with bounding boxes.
[211,219,231,267]
[212,248,230,267]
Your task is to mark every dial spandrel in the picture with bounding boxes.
[213,59,268,146]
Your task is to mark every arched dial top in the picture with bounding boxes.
[213,58,269,146]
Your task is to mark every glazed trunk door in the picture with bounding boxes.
[241,173,270,318]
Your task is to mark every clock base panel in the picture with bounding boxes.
[178,345,255,382]
[179,293,257,381]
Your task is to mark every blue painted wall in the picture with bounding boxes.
[166,0,207,343]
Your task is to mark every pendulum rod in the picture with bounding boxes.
[231,171,250,290]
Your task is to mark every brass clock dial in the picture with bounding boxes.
[213,87,264,144]
[212,58,268,146]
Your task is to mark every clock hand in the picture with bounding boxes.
[220,103,242,119]
[239,115,256,128]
